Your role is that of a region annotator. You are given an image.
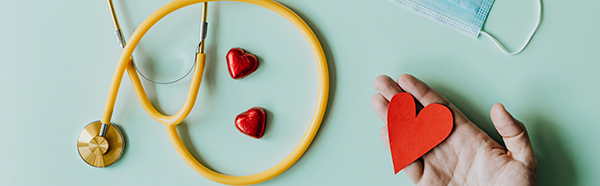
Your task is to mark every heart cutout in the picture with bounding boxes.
[226,48,258,79]
[235,107,267,139]
[387,93,453,174]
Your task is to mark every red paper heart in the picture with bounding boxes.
[387,93,453,174]
[226,48,258,79]
[235,107,267,139]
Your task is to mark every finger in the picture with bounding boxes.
[403,159,424,184]
[371,94,389,124]
[373,75,404,101]
[396,74,470,124]
[380,126,390,151]
[381,126,424,183]
[490,103,536,169]
[396,74,449,106]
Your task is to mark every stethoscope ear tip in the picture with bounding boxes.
[77,121,125,168]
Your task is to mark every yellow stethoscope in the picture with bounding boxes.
[76,0,328,185]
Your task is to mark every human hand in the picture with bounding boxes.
[371,74,537,186]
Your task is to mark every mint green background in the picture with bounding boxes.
[1,0,598,185]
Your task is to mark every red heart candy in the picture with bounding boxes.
[235,107,267,139]
[387,93,453,174]
[226,48,258,79]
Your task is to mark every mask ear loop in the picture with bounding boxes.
[480,0,542,55]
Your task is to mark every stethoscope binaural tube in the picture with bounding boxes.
[100,0,329,185]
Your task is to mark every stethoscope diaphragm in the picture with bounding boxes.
[77,121,125,168]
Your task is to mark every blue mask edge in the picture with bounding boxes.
[390,0,497,38]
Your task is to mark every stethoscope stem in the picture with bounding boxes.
[107,0,126,48]
[115,29,125,48]
[107,0,121,31]
[99,123,108,137]
[198,2,208,53]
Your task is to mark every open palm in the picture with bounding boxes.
[371,74,537,186]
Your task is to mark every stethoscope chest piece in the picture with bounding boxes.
[77,121,125,168]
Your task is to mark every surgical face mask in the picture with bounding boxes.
[390,0,542,55]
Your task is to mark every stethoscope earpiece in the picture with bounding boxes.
[77,121,125,168]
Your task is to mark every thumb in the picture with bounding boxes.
[490,103,536,168]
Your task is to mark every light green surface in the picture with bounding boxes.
[0,0,598,185]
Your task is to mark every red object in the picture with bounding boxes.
[387,93,453,174]
[226,48,258,79]
[235,107,267,139]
